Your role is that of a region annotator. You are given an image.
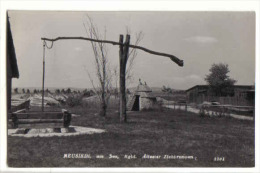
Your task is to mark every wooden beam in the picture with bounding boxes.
[119,35,130,122]
[18,119,63,124]
[18,123,64,129]
[42,42,46,111]
[13,109,27,114]
[119,35,125,122]
[41,37,184,66]
[121,35,130,122]
[10,112,64,119]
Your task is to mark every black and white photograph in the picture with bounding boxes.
[0,1,259,171]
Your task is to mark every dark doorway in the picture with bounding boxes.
[132,96,140,111]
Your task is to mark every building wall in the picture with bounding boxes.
[234,87,251,97]
[186,86,254,106]
[140,97,156,110]
[186,86,209,104]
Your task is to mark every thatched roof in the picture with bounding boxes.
[136,84,152,92]
[7,14,19,78]
[133,83,157,98]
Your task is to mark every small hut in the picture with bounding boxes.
[127,80,157,111]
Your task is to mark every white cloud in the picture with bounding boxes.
[184,36,218,43]
[74,47,82,51]
[171,74,203,83]
[187,74,203,81]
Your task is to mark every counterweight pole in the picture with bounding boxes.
[42,42,46,112]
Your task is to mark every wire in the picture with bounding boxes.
[44,40,54,49]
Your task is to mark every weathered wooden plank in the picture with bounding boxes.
[18,119,63,124]
[23,111,62,113]
[13,112,63,115]
[12,112,64,119]
[18,123,64,129]
[13,109,27,114]
[11,100,30,112]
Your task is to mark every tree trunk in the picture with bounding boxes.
[100,100,107,117]
[99,90,105,116]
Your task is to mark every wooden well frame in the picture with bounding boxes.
[8,109,71,129]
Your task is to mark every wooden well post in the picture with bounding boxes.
[119,35,130,122]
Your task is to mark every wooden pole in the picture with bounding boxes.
[119,35,130,122]
[42,42,45,112]
[119,35,124,122]
[122,35,130,122]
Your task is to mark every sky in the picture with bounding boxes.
[9,11,255,90]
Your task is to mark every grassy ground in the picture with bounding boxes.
[7,106,254,167]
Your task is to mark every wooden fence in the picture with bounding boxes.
[195,96,254,106]
[199,104,254,118]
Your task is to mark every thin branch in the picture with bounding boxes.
[125,31,144,81]
[83,66,102,102]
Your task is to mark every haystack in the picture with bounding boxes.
[127,81,157,111]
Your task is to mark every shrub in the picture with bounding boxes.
[141,104,163,112]
[66,95,83,107]
[199,109,206,117]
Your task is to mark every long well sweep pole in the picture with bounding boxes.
[41,37,184,67]
[41,36,184,122]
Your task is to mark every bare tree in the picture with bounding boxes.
[125,28,144,86]
[113,66,119,98]
[83,16,112,117]
[14,88,18,94]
